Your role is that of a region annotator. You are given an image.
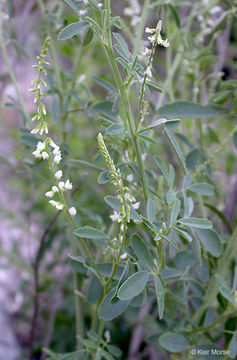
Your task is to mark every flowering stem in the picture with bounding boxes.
[132,0,151,58]
[135,41,156,131]
[104,0,148,202]
[45,144,103,282]
[0,20,29,124]
[37,0,63,96]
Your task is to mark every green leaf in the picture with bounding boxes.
[172,226,193,242]
[188,183,214,196]
[63,0,80,16]
[100,349,115,360]
[87,276,102,304]
[92,100,119,117]
[146,81,164,93]
[117,270,149,300]
[107,345,122,358]
[164,127,187,174]
[229,332,237,359]
[92,76,117,94]
[97,263,124,280]
[154,156,170,183]
[186,149,200,170]
[113,32,131,61]
[160,234,179,250]
[98,288,130,320]
[147,198,155,223]
[20,132,39,148]
[106,124,125,135]
[61,350,85,360]
[154,274,164,319]
[166,188,175,204]
[69,159,104,171]
[74,226,107,239]
[178,217,213,229]
[83,28,93,46]
[58,21,89,40]
[158,101,217,118]
[159,333,189,353]
[131,234,154,271]
[171,198,181,224]
[168,4,180,27]
[138,134,157,145]
[219,286,235,304]
[98,171,112,184]
[195,229,223,257]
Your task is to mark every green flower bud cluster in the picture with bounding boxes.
[29,36,50,136]
[98,133,131,221]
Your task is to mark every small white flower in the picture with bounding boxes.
[145,27,155,34]
[78,74,86,83]
[49,200,57,207]
[133,201,140,210]
[56,203,64,210]
[69,207,76,216]
[104,330,111,343]
[55,170,63,179]
[32,149,41,158]
[45,191,54,198]
[65,179,73,190]
[110,211,120,222]
[210,6,222,14]
[79,9,87,15]
[54,154,62,164]
[141,153,147,161]
[49,139,57,148]
[131,15,140,26]
[31,128,39,134]
[98,2,103,7]
[144,66,152,78]
[42,104,47,115]
[37,141,45,151]
[126,174,133,182]
[49,200,63,210]
[53,146,60,155]
[59,181,65,190]
[121,252,127,260]
[42,151,49,160]
[141,47,150,56]
[52,186,59,193]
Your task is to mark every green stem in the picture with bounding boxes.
[0,21,29,124]
[104,0,148,201]
[132,0,151,58]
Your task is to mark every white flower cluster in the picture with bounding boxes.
[124,0,141,27]
[196,4,223,42]
[140,21,169,83]
[30,38,76,216]
[145,26,170,48]
[110,194,140,223]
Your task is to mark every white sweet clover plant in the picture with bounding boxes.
[25,0,237,359]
